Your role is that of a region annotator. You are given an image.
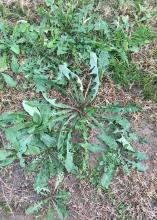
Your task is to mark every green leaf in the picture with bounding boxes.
[26,158,41,173]
[98,50,109,74]
[55,172,64,190]
[123,39,129,52]
[22,101,40,117]
[101,168,114,188]
[5,128,20,148]
[25,146,40,155]
[26,199,48,215]
[10,43,20,54]
[94,20,109,35]
[0,156,16,167]
[133,162,145,172]
[117,49,128,63]
[33,167,49,193]
[0,44,6,50]
[98,132,118,149]
[134,151,148,161]
[48,113,72,131]
[51,109,73,117]
[54,203,64,220]
[45,0,54,7]
[0,22,5,32]
[19,21,29,32]
[11,55,19,73]
[59,64,84,104]
[59,64,71,80]
[22,101,41,123]
[129,46,139,52]
[33,74,49,93]
[47,39,55,48]
[43,93,72,109]
[116,118,130,130]
[47,206,54,220]
[90,52,98,71]
[0,150,12,161]
[86,143,104,153]
[19,134,34,154]
[102,103,122,113]
[65,132,74,172]
[87,52,100,103]
[1,73,17,87]
[57,113,77,149]
[0,54,8,72]
[40,133,56,148]
[123,103,140,113]
[118,136,135,152]
[57,42,68,55]
[0,112,25,123]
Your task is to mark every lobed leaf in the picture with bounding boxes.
[26,199,48,215]
[59,64,84,104]
[47,206,54,220]
[0,150,12,161]
[101,168,114,189]
[86,52,100,103]
[1,73,16,87]
[11,55,19,73]
[0,54,8,72]
[0,156,16,168]
[57,113,77,149]
[65,132,74,172]
[118,136,135,152]
[134,151,149,161]
[40,133,56,148]
[98,132,118,149]
[25,146,40,155]
[43,93,72,109]
[22,101,41,123]
[10,43,20,54]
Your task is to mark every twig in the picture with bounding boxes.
[0,178,11,190]
[84,78,92,100]
[2,185,15,218]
